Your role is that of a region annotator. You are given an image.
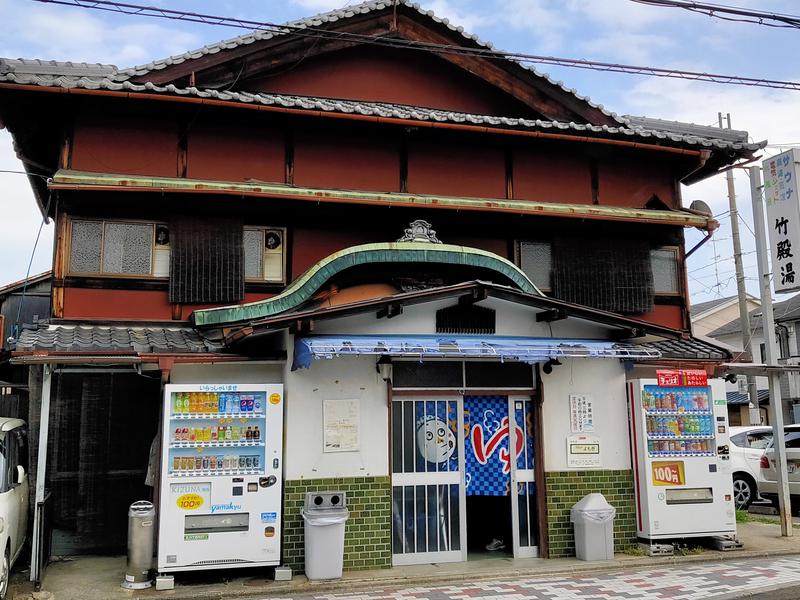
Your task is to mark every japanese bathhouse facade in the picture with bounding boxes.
[0,0,757,576]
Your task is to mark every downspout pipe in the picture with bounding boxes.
[685,229,714,259]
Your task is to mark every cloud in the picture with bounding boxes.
[619,75,800,300]
[567,0,679,31]
[494,0,568,52]
[426,0,494,34]
[581,32,674,64]
[290,0,364,12]
[0,132,54,285]
[0,0,201,67]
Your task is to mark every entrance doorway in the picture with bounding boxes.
[390,392,537,565]
[463,395,537,560]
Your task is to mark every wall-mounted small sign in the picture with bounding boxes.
[656,369,708,387]
[323,398,360,453]
[569,394,594,433]
[566,434,601,468]
[652,460,685,486]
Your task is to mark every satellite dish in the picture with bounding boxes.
[689,200,713,216]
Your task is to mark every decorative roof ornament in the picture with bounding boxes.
[397,220,441,244]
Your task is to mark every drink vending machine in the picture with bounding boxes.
[628,373,736,544]
[158,383,283,572]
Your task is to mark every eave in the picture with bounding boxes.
[50,169,718,230]
[220,280,687,342]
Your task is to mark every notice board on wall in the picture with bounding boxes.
[323,398,360,452]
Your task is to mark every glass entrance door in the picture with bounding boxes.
[391,396,466,565]
[509,395,538,558]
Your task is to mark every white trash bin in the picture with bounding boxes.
[301,492,350,580]
[570,493,616,561]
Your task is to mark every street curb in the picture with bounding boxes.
[122,548,800,600]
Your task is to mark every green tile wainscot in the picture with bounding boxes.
[283,476,392,573]
[545,470,637,558]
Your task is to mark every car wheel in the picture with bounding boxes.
[0,546,9,600]
[732,475,755,510]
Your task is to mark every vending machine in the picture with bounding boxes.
[158,383,284,572]
[628,372,736,543]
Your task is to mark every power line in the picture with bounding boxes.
[631,0,800,29]
[0,169,52,181]
[31,0,800,92]
[13,191,53,341]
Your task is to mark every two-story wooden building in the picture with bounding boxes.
[0,0,756,579]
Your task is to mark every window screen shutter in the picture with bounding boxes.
[552,238,654,314]
[169,217,244,304]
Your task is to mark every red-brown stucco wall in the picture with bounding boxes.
[72,115,179,177]
[246,46,537,117]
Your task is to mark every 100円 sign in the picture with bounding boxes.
[764,148,800,293]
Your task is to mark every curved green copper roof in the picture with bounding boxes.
[192,242,540,327]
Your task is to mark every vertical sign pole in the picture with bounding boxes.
[750,166,792,536]
[720,114,761,424]
[30,363,53,581]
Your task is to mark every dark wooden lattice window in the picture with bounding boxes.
[552,238,654,314]
[169,217,244,304]
[436,303,496,334]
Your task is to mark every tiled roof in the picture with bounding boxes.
[0,270,51,298]
[727,389,770,406]
[0,58,116,79]
[708,294,800,337]
[0,64,765,153]
[708,308,762,337]
[689,296,735,316]
[638,337,732,361]
[0,0,767,155]
[15,324,224,354]
[774,294,800,323]
[114,0,624,124]
[625,117,750,145]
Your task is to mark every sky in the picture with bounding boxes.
[1,0,799,305]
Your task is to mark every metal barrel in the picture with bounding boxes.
[122,500,155,590]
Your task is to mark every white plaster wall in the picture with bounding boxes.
[170,362,284,384]
[540,358,631,472]
[313,297,619,340]
[282,352,389,480]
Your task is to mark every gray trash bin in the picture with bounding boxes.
[301,491,350,580]
[122,500,155,589]
[570,493,616,561]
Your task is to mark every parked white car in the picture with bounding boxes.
[760,424,800,514]
[729,426,773,510]
[0,419,28,599]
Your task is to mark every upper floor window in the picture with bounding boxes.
[650,247,681,295]
[244,227,286,283]
[515,239,682,311]
[517,241,552,292]
[69,219,169,278]
[68,217,287,287]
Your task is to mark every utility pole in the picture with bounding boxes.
[720,113,761,424]
[750,165,792,536]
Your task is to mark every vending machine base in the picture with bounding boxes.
[155,575,175,591]
[710,536,744,551]
[639,542,675,556]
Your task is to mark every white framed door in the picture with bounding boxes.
[509,395,538,558]
[391,395,466,565]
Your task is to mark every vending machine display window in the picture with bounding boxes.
[642,386,716,458]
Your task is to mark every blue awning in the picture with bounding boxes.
[292,334,660,370]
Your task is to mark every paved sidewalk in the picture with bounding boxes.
[290,557,800,600]
[12,522,800,600]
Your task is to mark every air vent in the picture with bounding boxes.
[189,558,253,566]
[436,304,495,334]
